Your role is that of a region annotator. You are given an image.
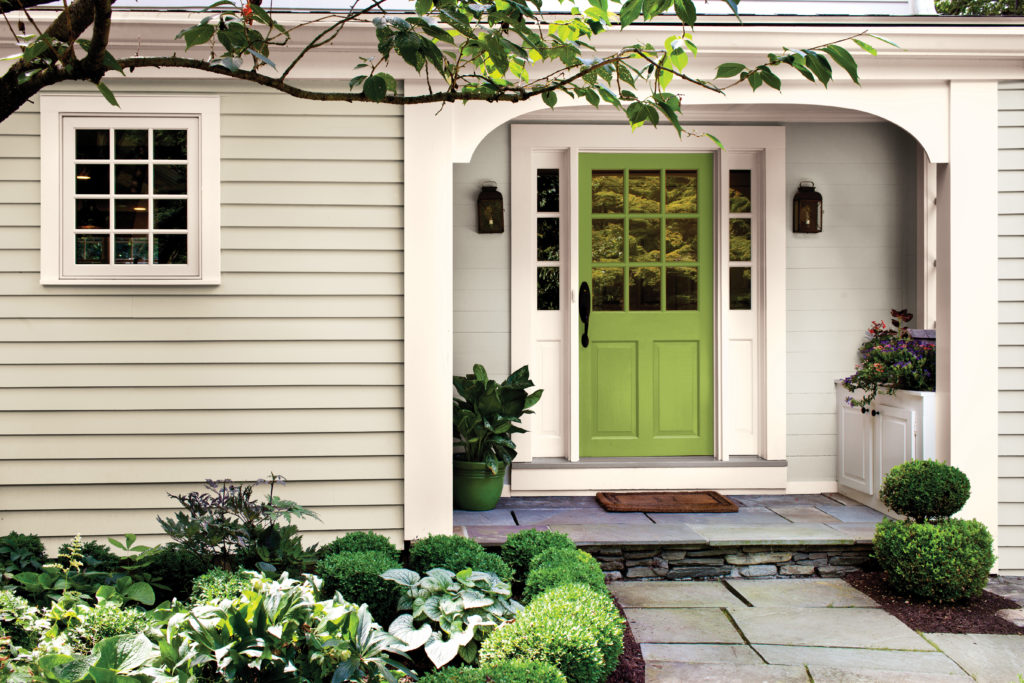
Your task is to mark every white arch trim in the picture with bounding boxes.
[448,81,950,164]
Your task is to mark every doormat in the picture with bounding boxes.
[596,491,738,513]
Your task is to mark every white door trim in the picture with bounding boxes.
[510,123,786,462]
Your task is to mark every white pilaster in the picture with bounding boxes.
[403,87,455,540]
[937,81,1000,551]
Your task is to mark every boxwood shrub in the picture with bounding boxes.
[57,539,120,573]
[408,534,486,574]
[316,550,402,624]
[418,660,567,683]
[524,548,606,602]
[501,529,575,588]
[318,530,400,562]
[880,460,970,522]
[0,532,47,575]
[874,518,995,602]
[479,583,624,683]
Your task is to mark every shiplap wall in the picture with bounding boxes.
[453,124,511,377]
[0,81,405,549]
[785,123,917,484]
[453,120,917,483]
[998,82,1024,575]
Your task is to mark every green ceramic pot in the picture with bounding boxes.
[453,460,507,511]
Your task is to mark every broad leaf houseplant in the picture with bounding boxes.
[453,365,542,511]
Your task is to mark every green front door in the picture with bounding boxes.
[579,153,714,457]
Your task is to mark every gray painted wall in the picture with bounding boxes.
[451,120,917,483]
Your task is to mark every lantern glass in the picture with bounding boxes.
[477,184,504,233]
[793,182,823,233]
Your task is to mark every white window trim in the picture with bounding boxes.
[40,95,221,285]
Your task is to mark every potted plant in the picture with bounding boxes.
[452,364,542,511]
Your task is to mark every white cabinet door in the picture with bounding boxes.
[838,402,874,494]
[876,404,916,486]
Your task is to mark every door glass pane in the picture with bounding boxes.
[592,171,623,213]
[666,266,698,310]
[115,235,149,264]
[629,219,660,262]
[592,267,624,311]
[666,171,697,213]
[629,267,661,311]
[115,165,148,194]
[730,266,752,310]
[75,165,109,194]
[537,217,559,261]
[75,235,109,264]
[154,130,187,160]
[592,219,624,262]
[628,171,660,213]
[730,169,752,212]
[154,199,187,230]
[730,218,752,261]
[155,234,188,264]
[154,165,187,195]
[114,130,148,160]
[75,199,109,230]
[76,130,109,159]
[537,169,559,212]
[115,199,149,229]
[537,266,559,310]
[665,218,697,262]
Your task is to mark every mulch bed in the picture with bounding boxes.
[845,570,1024,635]
[608,597,645,683]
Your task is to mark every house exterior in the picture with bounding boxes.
[1,0,1024,575]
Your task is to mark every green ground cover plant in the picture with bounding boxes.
[418,659,568,682]
[189,568,251,603]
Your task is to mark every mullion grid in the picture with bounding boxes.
[536,167,561,311]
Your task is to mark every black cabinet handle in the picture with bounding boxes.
[579,282,591,348]
[871,410,880,417]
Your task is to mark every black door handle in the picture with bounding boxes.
[579,282,591,348]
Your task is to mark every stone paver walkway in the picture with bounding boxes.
[455,493,888,546]
[612,578,1024,682]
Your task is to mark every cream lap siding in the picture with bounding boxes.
[0,81,405,549]
[998,82,1024,575]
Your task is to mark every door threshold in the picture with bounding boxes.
[515,455,785,469]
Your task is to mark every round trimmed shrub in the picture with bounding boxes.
[880,460,970,522]
[318,531,400,562]
[501,529,575,586]
[408,534,487,575]
[316,550,402,624]
[417,660,567,683]
[874,519,995,603]
[191,568,251,603]
[479,583,624,683]
[471,552,514,584]
[0,532,47,574]
[524,548,606,602]
[57,539,120,573]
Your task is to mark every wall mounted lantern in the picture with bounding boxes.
[477,182,504,234]
[793,181,823,233]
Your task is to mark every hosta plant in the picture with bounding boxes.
[152,571,412,682]
[382,567,521,669]
[453,364,542,474]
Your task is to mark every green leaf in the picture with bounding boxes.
[584,88,600,107]
[852,38,877,56]
[715,62,746,79]
[746,70,762,91]
[363,74,388,101]
[822,43,859,84]
[246,48,276,69]
[804,50,832,86]
[673,0,696,25]
[92,634,154,673]
[619,0,643,26]
[721,0,741,15]
[424,633,461,668]
[96,81,119,107]
[759,66,781,90]
[705,132,724,149]
[178,23,215,49]
[122,581,155,606]
[415,0,432,13]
